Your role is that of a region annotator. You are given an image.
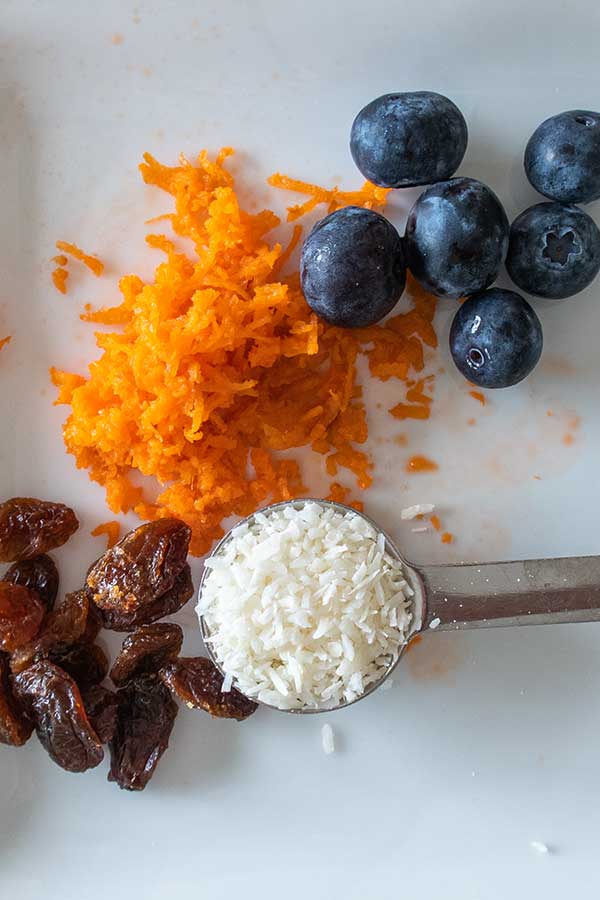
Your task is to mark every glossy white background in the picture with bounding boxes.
[1,1,600,897]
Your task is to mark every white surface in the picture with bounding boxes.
[1,1,599,897]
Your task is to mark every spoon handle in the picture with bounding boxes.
[418,556,600,631]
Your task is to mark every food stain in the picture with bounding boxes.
[406,635,463,682]
[111,33,124,45]
[406,454,438,473]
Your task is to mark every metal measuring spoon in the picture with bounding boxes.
[198,498,600,713]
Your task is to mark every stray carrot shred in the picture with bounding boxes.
[52,267,69,294]
[563,433,574,446]
[468,390,486,406]
[430,514,442,532]
[56,241,104,277]
[267,173,390,221]
[389,403,430,421]
[467,417,476,426]
[406,455,439,474]
[52,254,68,266]
[91,520,121,549]
[441,532,454,544]
[51,150,437,555]
[0,335,11,352]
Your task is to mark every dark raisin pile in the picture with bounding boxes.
[0,500,256,790]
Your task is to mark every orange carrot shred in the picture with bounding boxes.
[56,241,104,276]
[469,390,486,406]
[389,403,430,421]
[91,520,121,549]
[52,267,69,294]
[0,335,11,352]
[406,455,439,474]
[51,150,437,556]
[467,417,476,426]
[430,514,442,531]
[441,532,454,544]
[52,254,68,266]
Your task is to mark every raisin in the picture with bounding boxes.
[0,582,45,652]
[0,498,79,562]
[10,590,90,675]
[82,599,103,644]
[12,661,103,772]
[109,675,177,791]
[50,642,109,690]
[82,685,120,744]
[160,657,258,721]
[3,554,59,613]
[96,563,194,631]
[0,652,33,746]
[110,623,183,687]
[86,519,190,614]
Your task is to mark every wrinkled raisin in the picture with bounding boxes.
[97,563,194,631]
[81,599,103,644]
[0,498,79,562]
[10,590,90,675]
[160,657,258,721]
[0,582,45,652]
[50,642,109,690]
[82,685,120,744]
[3,555,59,613]
[109,675,177,791]
[110,623,183,687]
[0,652,33,746]
[13,661,103,772]
[86,519,190,613]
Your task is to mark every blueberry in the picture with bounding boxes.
[449,288,543,388]
[525,110,600,204]
[506,202,600,300]
[350,92,468,188]
[404,178,509,299]
[300,206,405,328]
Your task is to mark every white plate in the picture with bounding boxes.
[1,1,600,897]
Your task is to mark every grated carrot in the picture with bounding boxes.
[468,390,486,406]
[267,173,390,221]
[441,532,454,544]
[52,254,68,266]
[52,267,69,294]
[51,150,437,555]
[56,241,104,277]
[406,455,439,474]
[430,514,442,532]
[0,335,11,352]
[91,520,121,549]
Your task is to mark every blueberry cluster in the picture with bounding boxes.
[300,94,600,389]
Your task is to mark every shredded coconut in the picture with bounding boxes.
[429,617,441,630]
[530,841,550,855]
[321,723,335,754]
[401,503,435,520]
[198,502,414,710]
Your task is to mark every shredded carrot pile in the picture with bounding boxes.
[0,335,11,353]
[51,149,437,555]
[91,520,121,549]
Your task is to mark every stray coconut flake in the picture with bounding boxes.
[401,503,435,520]
[198,502,413,711]
[530,841,550,855]
[429,617,441,630]
[321,723,335,754]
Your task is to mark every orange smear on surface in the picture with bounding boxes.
[406,455,439,474]
[0,335,11,352]
[467,417,476,426]
[469,390,486,406]
[441,532,453,544]
[51,150,437,556]
[56,241,104,277]
[91,520,121,549]
[430,514,442,532]
[563,433,574,446]
[52,267,68,294]
[394,434,408,447]
[546,409,554,417]
[406,634,423,653]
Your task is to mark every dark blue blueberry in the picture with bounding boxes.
[300,206,405,328]
[404,178,509,299]
[506,202,600,300]
[350,92,468,188]
[525,110,600,204]
[449,288,543,389]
